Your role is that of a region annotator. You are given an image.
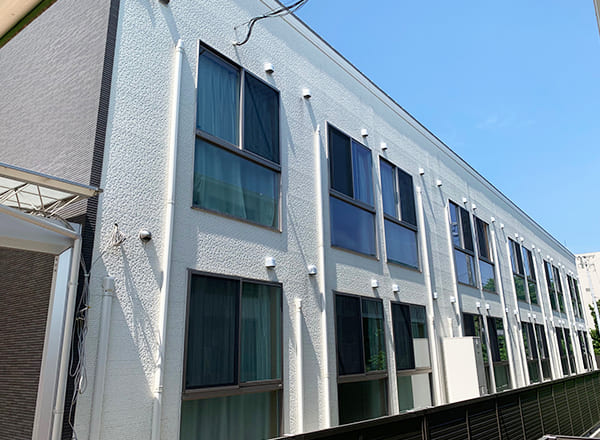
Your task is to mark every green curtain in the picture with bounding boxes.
[193,139,278,228]
[240,283,281,382]
[181,392,279,440]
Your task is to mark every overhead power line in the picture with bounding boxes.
[234,0,310,46]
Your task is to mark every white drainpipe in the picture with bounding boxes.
[89,276,116,440]
[314,124,331,428]
[151,38,183,440]
[51,235,82,440]
[295,298,304,433]
[416,186,443,405]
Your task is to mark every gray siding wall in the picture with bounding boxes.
[0,0,113,187]
[0,247,56,440]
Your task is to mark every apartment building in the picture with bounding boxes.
[0,0,596,439]
[576,252,600,332]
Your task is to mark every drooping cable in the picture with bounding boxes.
[234,0,310,46]
[68,224,126,439]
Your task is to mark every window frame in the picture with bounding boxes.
[523,247,538,305]
[391,302,431,375]
[333,291,389,424]
[521,321,541,383]
[327,123,377,257]
[334,292,388,384]
[552,266,566,313]
[474,216,496,293]
[449,201,477,287]
[379,157,420,270]
[182,270,284,401]
[544,261,559,312]
[193,43,282,231]
[508,238,529,303]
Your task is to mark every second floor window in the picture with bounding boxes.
[380,159,418,268]
[523,247,538,305]
[509,239,527,302]
[449,201,476,287]
[475,217,495,292]
[544,261,559,312]
[567,275,584,318]
[328,126,375,256]
[553,266,566,313]
[193,46,280,229]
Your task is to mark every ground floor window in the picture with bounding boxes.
[522,322,541,383]
[181,273,282,440]
[392,303,432,412]
[535,324,552,380]
[463,313,511,393]
[335,293,387,424]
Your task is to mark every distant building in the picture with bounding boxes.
[0,0,597,439]
[576,252,600,331]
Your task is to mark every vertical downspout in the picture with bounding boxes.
[51,236,82,440]
[314,125,331,428]
[416,186,442,405]
[151,39,183,440]
[89,276,116,440]
[295,299,304,433]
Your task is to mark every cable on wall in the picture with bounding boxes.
[67,224,126,439]
[234,0,310,46]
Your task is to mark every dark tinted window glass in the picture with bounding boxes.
[536,324,549,359]
[244,74,279,163]
[380,160,396,217]
[329,128,353,197]
[186,276,239,388]
[385,220,418,268]
[524,248,535,280]
[362,299,386,372]
[338,379,387,424]
[476,218,490,260]
[352,141,373,206]
[410,305,427,338]
[330,197,376,255]
[459,206,474,251]
[463,313,476,337]
[397,169,416,226]
[335,295,364,375]
[480,260,496,292]
[454,249,476,286]
[509,240,524,275]
[392,303,415,370]
[449,203,460,247]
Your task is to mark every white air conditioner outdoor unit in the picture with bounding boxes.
[441,336,487,403]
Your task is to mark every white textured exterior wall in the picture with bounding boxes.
[73,0,590,439]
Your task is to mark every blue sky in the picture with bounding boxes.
[296,1,600,254]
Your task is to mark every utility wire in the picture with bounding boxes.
[234,0,309,46]
[68,224,126,439]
